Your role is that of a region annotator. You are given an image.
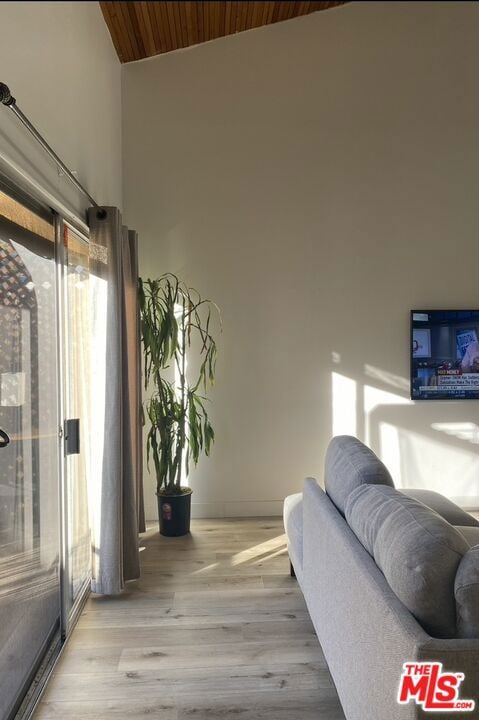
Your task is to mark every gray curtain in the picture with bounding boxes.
[87,207,144,595]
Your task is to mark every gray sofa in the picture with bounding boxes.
[284,435,479,720]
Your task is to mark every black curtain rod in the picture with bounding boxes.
[0,82,99,208]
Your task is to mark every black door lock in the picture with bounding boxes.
[0,429,10,448]
[64,419,80,455]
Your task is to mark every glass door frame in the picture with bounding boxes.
[0,176,63,720]
[0,174,91,719]
[56,216,91,639]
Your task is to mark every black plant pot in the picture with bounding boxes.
[158,490,192,537]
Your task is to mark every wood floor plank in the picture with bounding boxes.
[34,698,177,719]
[52,645,122,674]
[41,661,330,702]
[129,573,265,591]
[72,618,317,646]
[173,586,306,608]
[77,608,312,629]
[262,574,300,588]
[87,590,174,608]
[71,623,244,648]
[176,689,345,720]
[34,519,344,719]
[118,637,325,671]
[241,618,316,640]
[139,556,289,575]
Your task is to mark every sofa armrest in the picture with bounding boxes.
[416,638,479,707]
[283,492,304,584]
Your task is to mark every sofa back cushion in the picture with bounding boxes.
[345,484,469,638]
[404,489,479,528]
[455,545,479,639]
[324,435,394,515]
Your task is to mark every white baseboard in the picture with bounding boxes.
[191,500,284,519]
[146,500,284,523]
[189,501,225,518]
[145,501,284,523]
[146,496,479,522]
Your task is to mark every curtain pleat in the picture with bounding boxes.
[87,207,142,595]
[125,229,145,534]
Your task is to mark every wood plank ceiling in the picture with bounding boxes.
[100,2,348,63]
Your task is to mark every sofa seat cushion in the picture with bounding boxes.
[455,546,479,638]
[345,484,469,638]
[456,525,479,548]
[403,489,479,528]
[324,435,394,516]
[283,493,303,575]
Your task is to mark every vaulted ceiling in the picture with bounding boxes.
[100,2,348,63]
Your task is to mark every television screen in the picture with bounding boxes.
[411,310,479,400]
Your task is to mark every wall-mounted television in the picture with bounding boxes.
[411,310,479,400]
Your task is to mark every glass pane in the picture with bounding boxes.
[0,190,60,719]
[63,225,91,610]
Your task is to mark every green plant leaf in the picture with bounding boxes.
[139,273,220,493]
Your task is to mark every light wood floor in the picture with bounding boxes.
[34,518,345,720]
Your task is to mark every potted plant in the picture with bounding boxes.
[139,273,220,536]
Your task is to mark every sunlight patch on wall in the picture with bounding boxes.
[431,422,479,444]
[378,422,402,485]
[364,384,410,445]
[332,372,357,437]
[391,427,479,503]
[364,363,409,394]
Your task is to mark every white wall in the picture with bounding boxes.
[123,1,479,519]
[0,2,122,215]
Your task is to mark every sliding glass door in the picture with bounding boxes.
[0,187,92,719]
[62,223,91,619]
[0,189,61,720]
